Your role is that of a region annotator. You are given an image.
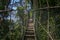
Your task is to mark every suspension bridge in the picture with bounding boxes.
[24,18,36,40]
[0,0,60,40]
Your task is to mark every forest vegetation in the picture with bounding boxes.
[0,0,60,40]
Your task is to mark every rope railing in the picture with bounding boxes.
[32,6,58,39]
[3,0,56,12]
[31,6,60,12]
[21,14,29,40]
[0,9,12,12]
[35,18,54,40]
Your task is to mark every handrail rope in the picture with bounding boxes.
[0,9,12,12]
[46,0,50,40]
[34,21,37,40]
[33,12,37,40]
[21,15,29,40]
[22,26,25,40]
[35,18,54,40]
[21,21,25,40]
[33,19,37,40]
[31,6,60,12]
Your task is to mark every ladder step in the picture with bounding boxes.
[27,28,34,30]
[27,28,34,29]
[25,38,35,40]
[28,23,34,25]
[25,33,34,35]
[25,35,35,37]
[26,31,34,33]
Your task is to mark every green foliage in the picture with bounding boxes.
[0,0,10,40]
[32,0,60,40]
[17,7,24,19]
[38,0,47,7]
[55,15,60,39]
[36,26,47,40]
[1,0,9,5]
[0,0,60,40]
[38,0,60,8]
[0,6,5,10]
[0,20,9,40]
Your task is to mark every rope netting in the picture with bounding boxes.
[32,0,60,40]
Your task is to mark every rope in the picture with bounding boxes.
[31,6,60,12]
[35,18,54,40]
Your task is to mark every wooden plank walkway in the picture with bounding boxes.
[24,19,36,40]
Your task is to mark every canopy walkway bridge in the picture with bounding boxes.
[24,19,36,40]
[0,0,60,40]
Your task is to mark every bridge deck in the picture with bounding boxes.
[24,19,36,40]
